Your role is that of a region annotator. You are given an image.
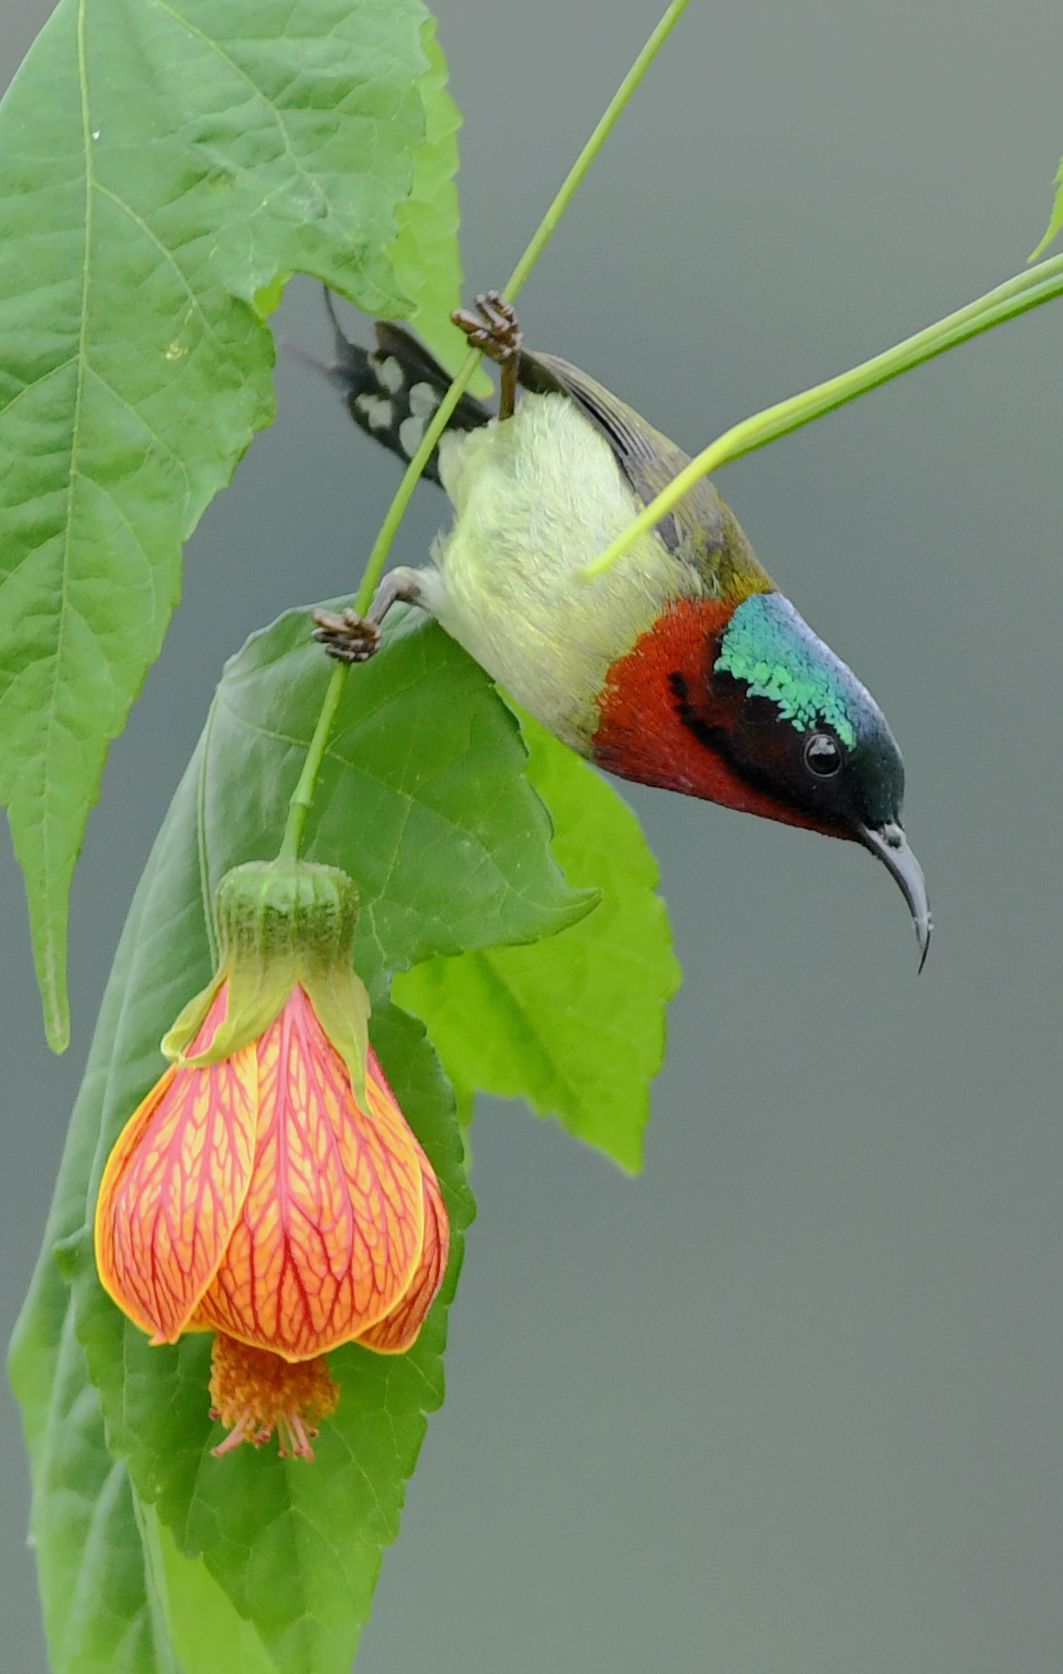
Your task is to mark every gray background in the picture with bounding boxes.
[3,1,1062,1670]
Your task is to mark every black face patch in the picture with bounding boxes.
[669,669,725,752]
[665,659,903,836]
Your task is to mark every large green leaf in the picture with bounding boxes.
[161,1521,276,1674]
[397,711,681,1172]
[22,1314,178,1674]
[8,783,187,1674]
[12,607,589,1673]
[0,0,462,1049]
[202,608,592,980]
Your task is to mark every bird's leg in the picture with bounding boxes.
[451,291,523,421]
[311,567,429,663]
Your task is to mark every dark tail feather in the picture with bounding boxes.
[323,291,491,486]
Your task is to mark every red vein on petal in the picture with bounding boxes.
[95,985,258,1340]
[196,989,426,1358]
[358,1162,449,1353]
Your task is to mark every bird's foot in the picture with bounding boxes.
[311,607,381,663]
[451,291,523,365]
[451,291,523,418]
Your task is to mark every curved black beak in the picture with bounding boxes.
[858,822,932,971]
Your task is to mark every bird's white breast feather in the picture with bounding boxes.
[425,395,694,748]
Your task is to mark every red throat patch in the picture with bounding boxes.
[592,596,824,830]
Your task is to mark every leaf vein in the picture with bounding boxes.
[93,180,230,361]
[146,0,338,232]
[0,355,78,422]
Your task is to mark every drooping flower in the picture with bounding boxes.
[94,861,449,1460]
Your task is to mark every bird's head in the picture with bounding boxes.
[705,591,931,965]
[594,588,930,965]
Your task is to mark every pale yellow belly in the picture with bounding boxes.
[430,394,696,750]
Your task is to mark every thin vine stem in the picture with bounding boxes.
[277,0,691,862]
[579,250,1063,582]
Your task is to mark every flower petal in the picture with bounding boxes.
[94,984,258,1342]
[195,990,426,1359]
[358,1162,449,1354]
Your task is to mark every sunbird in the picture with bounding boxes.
[315,292,930,965]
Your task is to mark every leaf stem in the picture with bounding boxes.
[277,662,347,861]
[579,251,1063,581]
[278,0,690,861]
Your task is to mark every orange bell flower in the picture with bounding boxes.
[94,862,448,1459]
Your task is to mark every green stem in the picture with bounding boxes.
[503,0,694,300]
[355,0,690,616]
[580,251,1063,581]
[278,0,690,861]
[277,662,347,861]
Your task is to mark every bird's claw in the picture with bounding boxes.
[311,607,381,663]
[451,291,523,367]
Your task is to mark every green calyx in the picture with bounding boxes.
[162,861,370,1099]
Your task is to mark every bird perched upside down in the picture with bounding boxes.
[315,292,930,965]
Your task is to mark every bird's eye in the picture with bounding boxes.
[804,731,843,777]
